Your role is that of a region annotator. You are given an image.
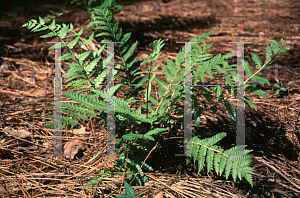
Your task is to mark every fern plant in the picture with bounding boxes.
[22,7,289,188]
[186,132,255,186]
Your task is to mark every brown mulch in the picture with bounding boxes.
[0,0,300,197]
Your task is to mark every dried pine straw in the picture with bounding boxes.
[0,54,300,197]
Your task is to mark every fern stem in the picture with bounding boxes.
[244,45,283,85]
[121,144,129,193]
[146,61,152,118]
[129,137,161,185]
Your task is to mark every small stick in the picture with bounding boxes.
[0,109,5,128]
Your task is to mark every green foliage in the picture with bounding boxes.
[22,6,290,189]
[274,78,296,97]
[186,132,255,187]
[116,182,138,198]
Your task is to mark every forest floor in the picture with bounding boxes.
[0,0,300,197]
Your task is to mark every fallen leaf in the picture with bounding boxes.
[73,127,87,136]
[63,139,85,160]
[153,191,164,198]
[2,126,31,138]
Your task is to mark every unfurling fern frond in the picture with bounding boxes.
[186,132,255,187]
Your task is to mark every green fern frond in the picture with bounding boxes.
[186,132,255,187]
[62,102,97,118]
[122,133,144,141]
[43,115,78,129]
